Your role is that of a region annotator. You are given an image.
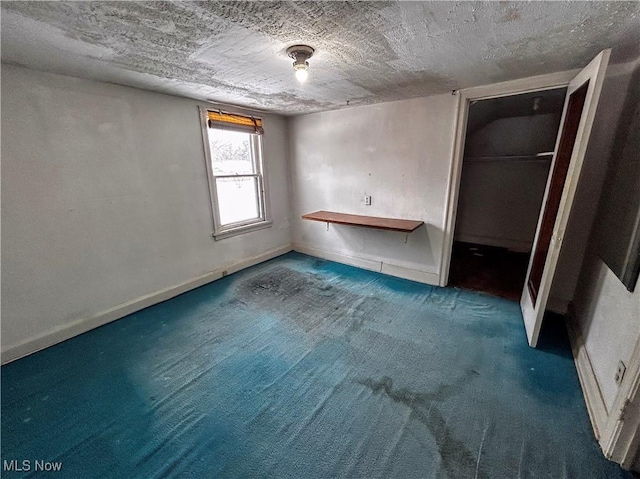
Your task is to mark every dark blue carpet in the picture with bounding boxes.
[1,252,631,478]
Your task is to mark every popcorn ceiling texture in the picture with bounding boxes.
[1,1,639,115]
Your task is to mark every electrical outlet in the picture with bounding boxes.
[615,360,626,386]
[364,195,372,206]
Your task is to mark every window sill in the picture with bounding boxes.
[213,220,273,240]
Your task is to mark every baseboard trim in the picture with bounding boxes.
[381,262,440,285]
[565,310,609,439]
[600,333,640,466]
[292,243,440,286]
[1,244,293,365]
[293,243,381,272]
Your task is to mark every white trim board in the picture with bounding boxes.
[439,69,579,287]
[565,312,609,439]
[567,306,640,468]
[292,243,440,286]
[601,333,640,467]
[1,244,293,365]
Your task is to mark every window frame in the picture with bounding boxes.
[199,106,272,240]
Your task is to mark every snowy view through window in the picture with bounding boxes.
[209,129,261,226]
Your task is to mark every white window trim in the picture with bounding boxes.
[199,106,272,240]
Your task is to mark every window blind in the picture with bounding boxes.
[207,111,264,135]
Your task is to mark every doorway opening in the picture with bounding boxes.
[448,88,567,300]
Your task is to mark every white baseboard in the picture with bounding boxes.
[292,243,440,286]
[565,311,609,439]
[381,262,440,285]
[293,243,381,272]
[1,244,292,365]
[600,333,640,467]
[566,307,640,467]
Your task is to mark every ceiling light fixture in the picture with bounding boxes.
[287,45,314,83]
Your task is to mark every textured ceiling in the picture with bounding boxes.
[2,1,639,115]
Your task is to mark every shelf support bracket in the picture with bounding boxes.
[404,233,408,243]
[326,222,330,232]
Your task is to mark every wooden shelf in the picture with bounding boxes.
[302,210,423,233]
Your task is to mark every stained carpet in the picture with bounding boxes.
[1,252,631,478]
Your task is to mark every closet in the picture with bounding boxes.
[449,88,567,299]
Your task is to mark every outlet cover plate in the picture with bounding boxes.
[615,360,626,386]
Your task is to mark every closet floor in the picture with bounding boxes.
[449,241,530,301]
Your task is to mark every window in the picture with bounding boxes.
[200,108,271,239]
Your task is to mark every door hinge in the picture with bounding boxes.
[552,229,565,245]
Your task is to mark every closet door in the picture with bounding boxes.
[520,50,610,347]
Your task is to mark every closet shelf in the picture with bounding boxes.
[465,152,554,162]
[302,210,423,233]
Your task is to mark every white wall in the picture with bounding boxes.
[566,55,640,412]
[455,114,558,251]
[464,114,560,157]
[288,94,457,283]
[552,56,640,305]
[454,160,551,251]
[573,260,639,411]
[1,65,292,361]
